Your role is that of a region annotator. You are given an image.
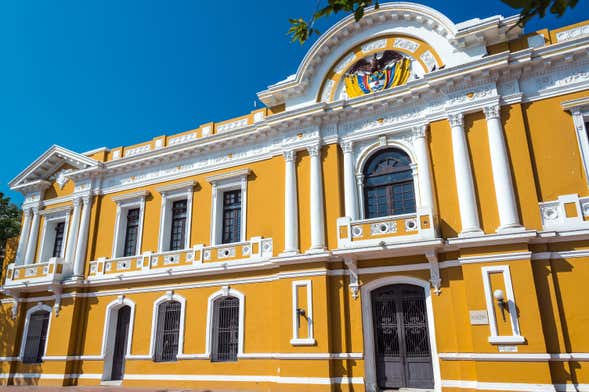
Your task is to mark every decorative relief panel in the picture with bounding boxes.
[393,38,419,53]
[361,39,387,53]
[556,25,589,42]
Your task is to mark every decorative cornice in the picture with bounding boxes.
[206,169,251,184]
[111,190,151,203]
[155,180,196,194]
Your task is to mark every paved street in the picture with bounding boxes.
[0,387,240,392]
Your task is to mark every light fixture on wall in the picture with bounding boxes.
[493,289,507,321]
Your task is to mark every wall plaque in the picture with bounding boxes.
[498,345,518,353]
[469,310,489,325]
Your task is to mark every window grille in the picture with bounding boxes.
[212,296,239,362]
[154,301,181,362]
[22,310,50,363]
[123,208,140,257]
[221,190,241,244]
[363,149,415,218]
[169,200,187,251]
[52,222,65,258]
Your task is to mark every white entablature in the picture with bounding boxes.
[257,2,521,110]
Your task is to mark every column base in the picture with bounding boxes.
[458,228,485,238]
[279,250,300,257]
[496,224,526,233]
[306,247,327,254]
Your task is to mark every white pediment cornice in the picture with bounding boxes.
[257,2,521,108]
[9,145,102,192]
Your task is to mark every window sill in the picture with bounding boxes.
[290,338,316,346]
[488,335,526,344]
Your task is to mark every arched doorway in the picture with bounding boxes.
[362,277,440,391]
[371,284,434,389]
[103,304,132,382]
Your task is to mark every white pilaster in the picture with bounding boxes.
[65,198,82,265]
[23,207,40,264]
[448,113,483,236]
[282,150,299,255]
[483,104,523,232]
[73,195,93,278]
[413,125,436,212]
[342,141,359,220]
[14,208,32,265]
[307,144,326,252]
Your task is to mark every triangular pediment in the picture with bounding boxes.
[9,145,100,191]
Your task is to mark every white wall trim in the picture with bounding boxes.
[459,251,531,264]
[205,287,245,359]
[481,265,525,345]
[290,280,315,346]
[100,296,136,381]
[563,100,589,186]
[112,194,147,258]
[157,182,194,253]
[38,209,71,263]
[148,292,187,360]
[19,303,53,361]
[442,379,568,391]
[360,275,441,392]
[439,352,589,361]
[208,169,250,245]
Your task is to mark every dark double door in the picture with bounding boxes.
[372,284,434,390]
[111,306,131,381]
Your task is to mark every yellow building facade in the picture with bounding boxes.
[1,3,589,391]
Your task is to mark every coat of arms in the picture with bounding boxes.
[344,51,412,98]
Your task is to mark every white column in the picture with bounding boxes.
[282,150,299,255]
[413,125,436,212]
[23,207,40,264]
[448,113,483,236]
[14,208,32,265]
[356,173,365,219]
[484,104,523,231]
[307,144,326,252]
[65,198,82,265]
[342,141,359,220]
[73,195,93,278]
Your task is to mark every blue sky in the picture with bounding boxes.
[1,0,588,204]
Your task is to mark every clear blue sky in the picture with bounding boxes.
[1,1,588,204]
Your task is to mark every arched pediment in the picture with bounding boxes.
[258,2,520,109]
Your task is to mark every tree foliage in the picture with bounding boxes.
[288,0,579,44]
[0,193,21,265]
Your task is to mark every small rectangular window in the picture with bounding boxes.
[169,200,187,251]
[51,222,65,258]
[221,190,241,244]
[22,311,50,364]
[123,208,140,257]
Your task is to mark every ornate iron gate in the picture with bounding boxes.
[111,305,131,381]
[372,284,434,389]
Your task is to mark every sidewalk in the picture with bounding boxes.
[0,387,241,392]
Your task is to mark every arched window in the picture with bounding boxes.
[212,296,240,362]
[22,308,51,363]
[363,148,415,218]
[153,300,181,362]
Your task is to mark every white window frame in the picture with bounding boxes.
[481,265,525,344]
[563,97,589,186]
[148,292,186,360]
[156,181,195,252]
[112,191,149,258]
[100,296,136,381]
[38,206,71,263]
[205,286,245,359]
[290,280,315,346]
[19,303,53,361]
[207,169,250,245]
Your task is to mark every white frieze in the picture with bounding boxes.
[445,83,498,107]
[393,38,419,53]
[334,53,356,74]
[556,25,589,42]
[361,39,387,53]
